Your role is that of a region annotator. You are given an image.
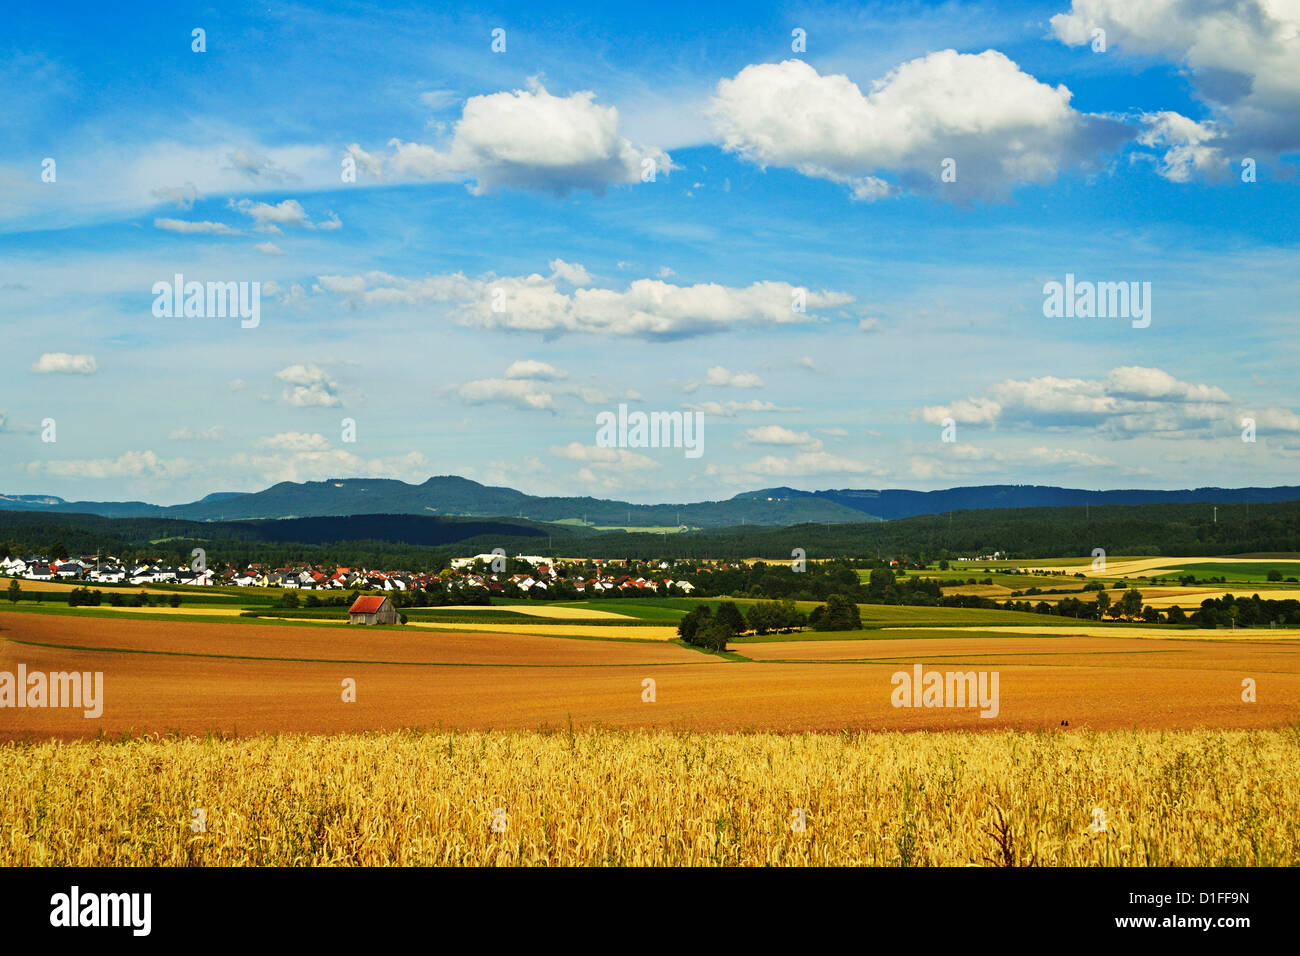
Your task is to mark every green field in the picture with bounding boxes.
[1146,561,1300,583]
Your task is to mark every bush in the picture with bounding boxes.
[169,594,182,608]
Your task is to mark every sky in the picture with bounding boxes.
[1,0,1298,506]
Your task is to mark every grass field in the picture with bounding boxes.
[3,727,1297,865]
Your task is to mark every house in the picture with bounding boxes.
[348,595,401,626]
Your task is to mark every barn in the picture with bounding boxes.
[348,595,401,625]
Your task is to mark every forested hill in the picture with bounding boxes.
[6,477,1298,527]
[2,499,1298,568]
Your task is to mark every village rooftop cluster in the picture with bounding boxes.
[0,553,700,596]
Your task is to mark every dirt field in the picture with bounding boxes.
[3,611,1297,740]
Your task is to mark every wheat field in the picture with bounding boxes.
[3,727,1297,866]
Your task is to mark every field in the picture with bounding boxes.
[5,570,1300,869]
[2,727,1297,865]
[3,606,1299,738]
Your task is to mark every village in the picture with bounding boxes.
[0,551,702,598]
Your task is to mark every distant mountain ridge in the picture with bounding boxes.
[3,478,1300,528]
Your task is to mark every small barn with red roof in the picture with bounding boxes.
[348,594,400,625]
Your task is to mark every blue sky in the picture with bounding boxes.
[2,0,1298,505]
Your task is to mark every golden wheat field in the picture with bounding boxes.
[2,727,1297,866]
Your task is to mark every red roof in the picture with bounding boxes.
[349,596,388,614]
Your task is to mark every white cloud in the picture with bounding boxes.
[274,363,341,407]
[743,425,822,450]
[705,366,764,388]
[739,450,876,477]
[154,218,240,235]
[1137,111,1227,182]
[255,431,333,452]
[548,259,591,286]
[25,449,189,480]
[254,241,284,255]
[31,352,97,375]
[229,198,339,231]
[225,448,432,485]
[365,80,673,196]
[683,399,790,417]
[550,442,660,471]
[457,378,556,411]
[504,359,567,380]
[915,366,1240,436]
[710,52,1126,201]
[315,266,854,338]
[1052,0,1300,167]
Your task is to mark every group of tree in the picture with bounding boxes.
[676,602,746,652]
[808,594,863,631]
[62,587,180,608]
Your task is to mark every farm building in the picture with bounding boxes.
[348,595,401,625]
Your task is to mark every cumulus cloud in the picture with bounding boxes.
[25,450,190,480]
[548,259,591,286]
[355,79,673,196]
[743,425,822,450]
[705,366,764,388]
[550,442,660,471]
[505,359,567,380]
[1052,0,1300,172]
[229,198,340,231]
[456,361,629,411]
[154,218,240,235]
[226,447,432,485]
[710,52,1127,201]
[254,241,284,255]
[274,363,341,407]
[315,265,854,339]
[1137,111,1228,181]
[31,352,97,375]
[736,450,876,477]
[457,378,556,411]
[914,366,1243,436]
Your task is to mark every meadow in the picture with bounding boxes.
[2,727,1296,866]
